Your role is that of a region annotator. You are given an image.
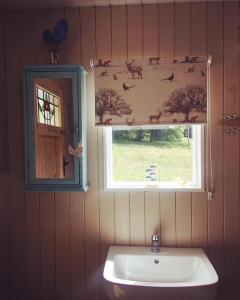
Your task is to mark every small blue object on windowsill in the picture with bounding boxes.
[145,165,157,181]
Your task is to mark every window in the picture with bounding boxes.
[36,85,61,127]
[104,125,204,191]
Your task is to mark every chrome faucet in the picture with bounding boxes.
[151,234,160,253]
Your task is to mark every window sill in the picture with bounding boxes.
[105,183,205,192]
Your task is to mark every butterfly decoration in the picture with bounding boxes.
[68,143,83,158]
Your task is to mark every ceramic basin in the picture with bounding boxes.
[103,246,218,300]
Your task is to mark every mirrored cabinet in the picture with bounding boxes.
[22,65,88,191]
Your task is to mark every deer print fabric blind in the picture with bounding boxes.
[93,56,209,126]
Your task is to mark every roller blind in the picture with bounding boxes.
[93,56,210,126]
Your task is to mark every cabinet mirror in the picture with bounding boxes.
[23,65,88,191]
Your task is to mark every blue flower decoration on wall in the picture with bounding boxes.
[42,19,68,64]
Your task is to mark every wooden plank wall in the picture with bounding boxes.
[2,2,240,300]
[0,8,10,300]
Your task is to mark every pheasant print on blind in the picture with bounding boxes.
[93,56,209,126]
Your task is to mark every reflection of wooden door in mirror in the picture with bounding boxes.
[34,78,73,179]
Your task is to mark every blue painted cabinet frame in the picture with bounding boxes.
[22,65,88,191]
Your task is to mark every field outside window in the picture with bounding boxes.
[104,125,204,191]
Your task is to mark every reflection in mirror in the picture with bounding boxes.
[34,78,73,179]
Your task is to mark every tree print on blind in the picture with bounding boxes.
[165,85,207,123]
[93,56,209,126]
[95,88,132,125]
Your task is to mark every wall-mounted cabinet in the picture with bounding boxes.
[22,65,88,191]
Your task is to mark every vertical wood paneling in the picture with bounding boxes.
[145,192,160,246]
[80,7,96,67]
[207,3,224,300]
[192,192,208,248]
[160,192,176,246]
[0,10,10,300]
[55,192,70,300]
[111,6,127,59]
[190,2,208,249]
[20,10,35,63]
[5,10,26,300]
[190,2,207,56]
[65,8,82,64]
[69,192,85,300]
[34,9,52,64]
[25,193,41,300]
[96,6,111,59]
[176,192,192,247]
[130,192,145,245]
[158,3,174,57]
[127,5,143,58]
[174,2,190,56]
[143,4,158,57]
[223,1,240,294]
[99,183,115,255]
[40,193,55,300]
[115,192,130,245]
[0,9,7,170]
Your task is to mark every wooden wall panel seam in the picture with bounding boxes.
[110,6,113,59]
[206,2,225,299]
[0,9,10,299]
[189,1,191,56]
[97,130,101,299]
[157,4,159,56]
[223,1,240,292]
[83,192,87,300]
[54,193,57,300]
[5,9,26,300]
[173,2,175,57]
[126,5,129,58]
[68,194,72,300]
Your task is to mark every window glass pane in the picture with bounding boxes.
[54,97,61,127]
[36,85,61,127]
[111,126,193,184]
[37,87,43,99]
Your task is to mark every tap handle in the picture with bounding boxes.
[152,234,159,241]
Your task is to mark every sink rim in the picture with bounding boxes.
[103,246,219,288]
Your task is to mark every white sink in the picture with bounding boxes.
[103,246,218,300]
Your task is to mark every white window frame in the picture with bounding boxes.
[103,125,205,192]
